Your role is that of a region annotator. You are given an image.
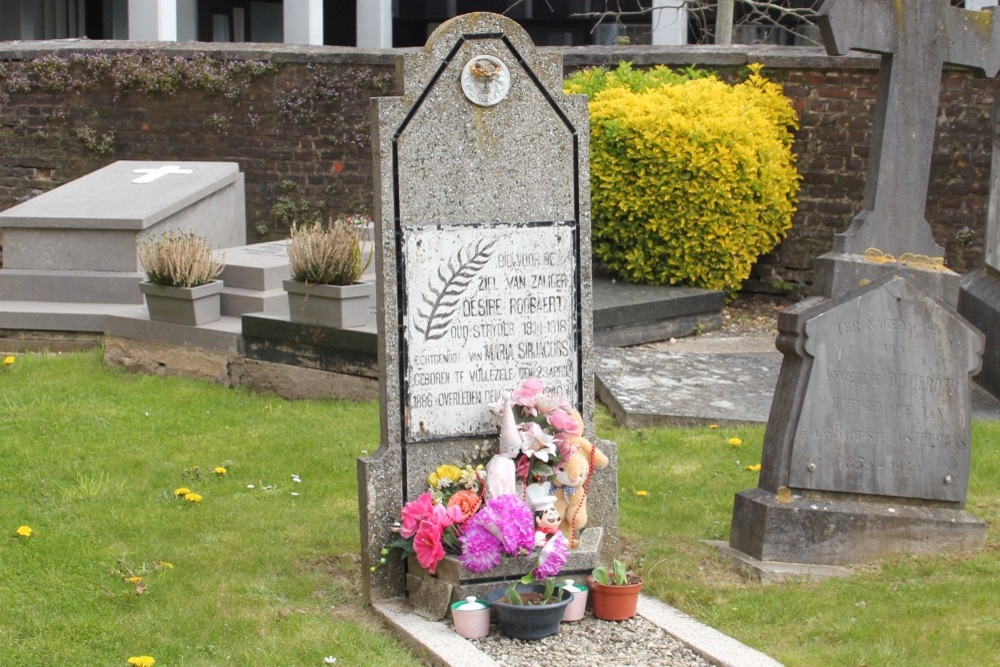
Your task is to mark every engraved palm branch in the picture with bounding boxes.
[414,239,496,341]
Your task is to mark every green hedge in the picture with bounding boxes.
[566,63,801,296]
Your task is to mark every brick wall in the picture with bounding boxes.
[0,42,996,296]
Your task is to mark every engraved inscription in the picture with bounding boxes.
[790,281,977,501]
[403,224,577,440]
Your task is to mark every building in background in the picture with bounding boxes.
[0,1,996,47]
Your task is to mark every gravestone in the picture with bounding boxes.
[0,161,244,312]
[959,94,1000,400]
[358,13,616,605]
[727,0,994,577]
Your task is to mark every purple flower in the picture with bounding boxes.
[534,531,568,579]
[474,495,535,556]
[458,495,535,572]
[459,523,503,573]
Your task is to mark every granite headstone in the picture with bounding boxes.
[728,0,994,577]
[357,13,616,605]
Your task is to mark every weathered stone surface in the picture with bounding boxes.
[783,277,982,503]
[729,487,986,567]
[818,0,1000,261]
[103,335,231,384]
[728,1,995,572]
[359,12,614,602]
[959,93,1000,400]
[960,267,1000,400]
[229,358,377,401]
[730,274,986,568]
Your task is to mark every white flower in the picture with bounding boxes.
[324,658,337,665]
[520,422,556,462]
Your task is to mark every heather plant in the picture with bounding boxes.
[287,216,372,285]
[565,62,801,296]
[138,230,224,288]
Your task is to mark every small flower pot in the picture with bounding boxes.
[486,584,573,641]
[587,575,643,621]
[561,579,589,622]
[450,596,491,639]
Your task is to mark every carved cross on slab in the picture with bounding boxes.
[820,0,1000,258]
[131,165,194,184]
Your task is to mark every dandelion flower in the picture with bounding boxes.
[214,466,227,476]
[127,576,143,584]
[746,464,762,472]
[636,490,649,497]
[708,424,719,429]
[15,525,32,538]
[174,487,191,497]
[158,562,173,569]
[728,437,743,447]
[185,492,203,503]
[128,657,155,667]
[3,356,14,365]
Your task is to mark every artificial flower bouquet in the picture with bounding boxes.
[381,376,595,580]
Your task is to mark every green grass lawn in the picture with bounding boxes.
[2,351,998,666]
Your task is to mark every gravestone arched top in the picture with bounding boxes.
[398,12,565,101]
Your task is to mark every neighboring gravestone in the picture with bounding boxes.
[959,94,1000,400]
[358,13,615,604]
[727,0,994,578]
[0,161,244,312]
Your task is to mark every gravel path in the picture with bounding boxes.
[472,613,716,667]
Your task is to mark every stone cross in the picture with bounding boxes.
[131,165,194,184]
[819,0,1000,258]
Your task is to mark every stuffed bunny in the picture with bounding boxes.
[552,436,609,548]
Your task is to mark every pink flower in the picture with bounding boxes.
[512,377,544,415]
[520,422,556,462]
[400,493,434,539]
[546,408,582,436]
[413,519,446,574]
[534,531,568,579]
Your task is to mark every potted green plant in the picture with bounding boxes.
[137,230,225,325]
[587,558,643,621]
[283,216,373,328]
[485,577,573,641]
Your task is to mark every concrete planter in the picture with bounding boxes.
[139,280,223,326]
[283,279,373,329]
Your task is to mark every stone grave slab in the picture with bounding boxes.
[959,92,1000,400]
[0,161,244,313]
[358,12,616,605]
[728,0,997,574]
[214,241,291,317]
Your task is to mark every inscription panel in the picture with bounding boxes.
[789,279,981,502]
[402,223,578,441]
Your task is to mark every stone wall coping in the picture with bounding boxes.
[0,40,884,71]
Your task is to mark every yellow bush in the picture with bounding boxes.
[574,64,800,296]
